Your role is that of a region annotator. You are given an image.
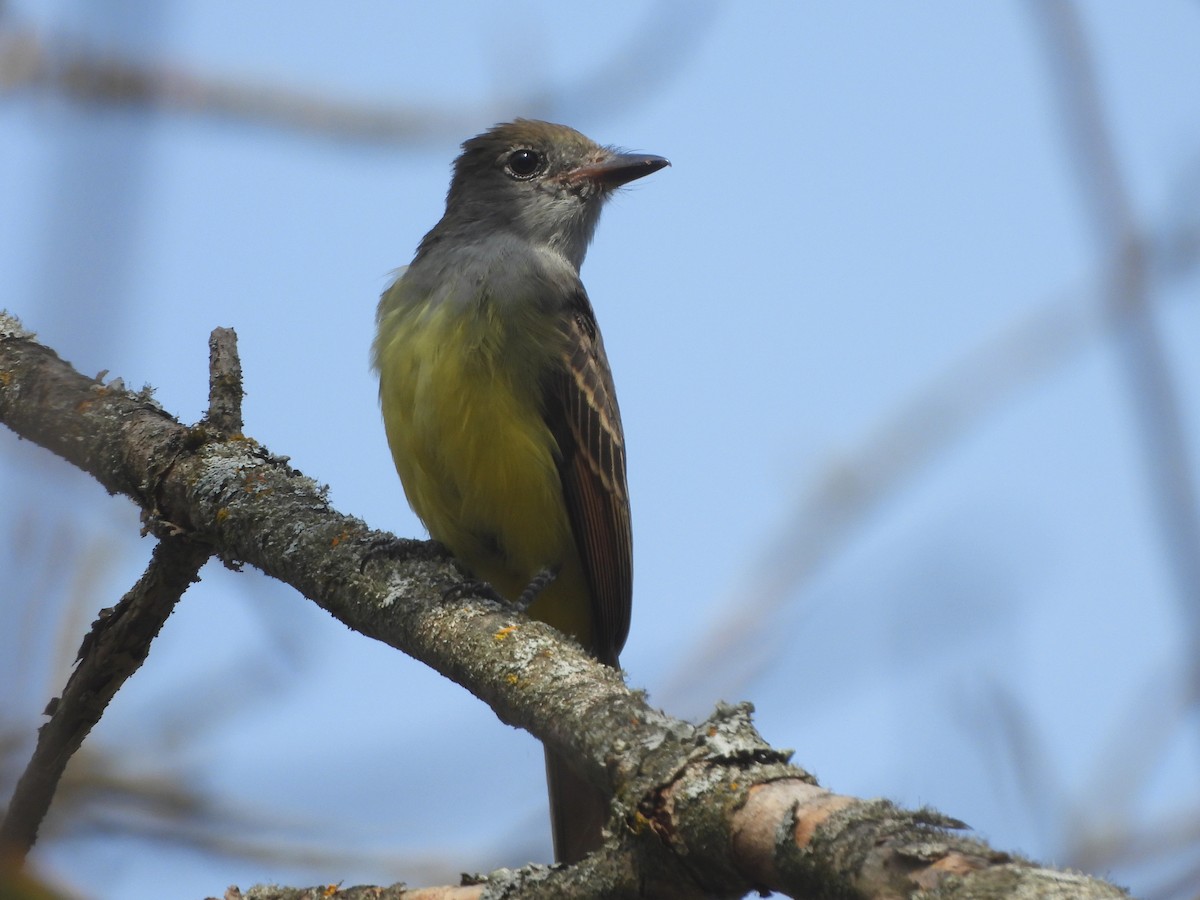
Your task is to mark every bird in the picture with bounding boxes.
[372,119,668,862]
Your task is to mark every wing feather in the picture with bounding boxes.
[545,290,632,665]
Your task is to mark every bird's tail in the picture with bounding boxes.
[545,745,609,863]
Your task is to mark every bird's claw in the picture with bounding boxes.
[359,534,412,573]
[441,566,559,613]
[442,579,505,604]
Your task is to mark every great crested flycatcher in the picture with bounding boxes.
[372,120,667,863]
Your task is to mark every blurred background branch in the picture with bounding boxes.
[1027,0,1200,687]
[0,3,713,145]
[665,183,1200,709]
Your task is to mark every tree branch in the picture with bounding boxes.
[0,324,249,858]
[0,311,1130,898]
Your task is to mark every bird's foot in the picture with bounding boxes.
[360,534,456,573]
[441,566,559,611]
[442,579,506,604]
[359,534,415,573]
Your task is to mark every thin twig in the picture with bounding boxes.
[0,536,210,859]
[206,326,243,434]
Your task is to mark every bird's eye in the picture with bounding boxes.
[505,148,544,179]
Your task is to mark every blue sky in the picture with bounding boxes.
[3,2,1200,897]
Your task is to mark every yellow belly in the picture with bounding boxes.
[374,291,593,646]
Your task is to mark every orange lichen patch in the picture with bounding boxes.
[215,507,230,523]
[506,673,519,685]
[494,625,518,641]
[629,808,652,836]
[0,371,11,386]
[330,529,353,547]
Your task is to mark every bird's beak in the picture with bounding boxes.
[568,152,670,189]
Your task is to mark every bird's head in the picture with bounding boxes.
[435,119,668,269]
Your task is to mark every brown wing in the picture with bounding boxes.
[546,290,632,666]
